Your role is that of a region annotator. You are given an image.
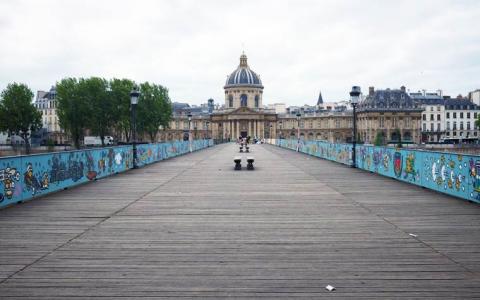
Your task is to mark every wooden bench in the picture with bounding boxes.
[234,156,242,170]
[246,156,254,170]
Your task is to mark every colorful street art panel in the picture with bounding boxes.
[275,139,480,203]
[277,139,353,166]
[0,146,132,208]
[0,140,212,209]
[0,156,23,206]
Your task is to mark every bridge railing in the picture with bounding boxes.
[270,139,480,203]
[0,139,213,209]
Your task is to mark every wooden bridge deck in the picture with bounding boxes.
[1,143,480,299]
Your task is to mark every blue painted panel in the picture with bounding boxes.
[275,139,480,203]
[0,140,212,209]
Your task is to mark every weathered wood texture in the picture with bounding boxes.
[0,143,479,299]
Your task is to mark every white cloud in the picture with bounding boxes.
[0,0,479,106]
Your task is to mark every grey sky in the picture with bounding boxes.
[0,0,479,106]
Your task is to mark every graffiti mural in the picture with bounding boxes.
[0,167,21,201]
[0,140,213,209]
[275,139,480,203]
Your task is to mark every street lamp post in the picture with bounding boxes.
[187,113,192,152]
[130,85,140,169]
[269,124,273,139]
[206,121,210,140]
[350,86,361,168]
[296,112,301,151]
[279,120,283,139]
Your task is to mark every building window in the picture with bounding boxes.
[437,106,441,111]
[453,121,457,130]
[467,112,470,119]
[430,114,434,121]
[422,114,426,121]
[423,123,426,131]
[240,94,247,107]
[467,122,471,130]
[460,112,464,118]
[453,112,457,118]
[254,95,259,108]
[430,123,434,131]
[437,114,440,121]
[437,123,441,131]
[446,112,450,118]
[460,122,464,130]
[475,112,478,119]
[228,95,233,107]
[446,121,450,130]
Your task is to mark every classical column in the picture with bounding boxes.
[248,120,251,137]
[236,121,240,138]
[254,120,257,138]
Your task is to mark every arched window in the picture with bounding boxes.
[240,94,247,107]
[228,95,233,107]
[255,95,259,108]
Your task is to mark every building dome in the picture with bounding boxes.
[225,53,263,88]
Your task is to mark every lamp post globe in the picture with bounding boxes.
[349,86,361,168]
[130,85,140,168]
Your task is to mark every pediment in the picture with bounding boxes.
[227,107,259,115]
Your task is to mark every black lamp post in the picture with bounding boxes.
[130,85,140,169]
[350,86,361,168]
[296,112,301,151]
[187,112,192,152]
[279,120,283,139]
[206,121,210,140]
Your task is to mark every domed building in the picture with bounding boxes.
[211,53,277,140]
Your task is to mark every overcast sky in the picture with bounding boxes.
[1,0,479,106]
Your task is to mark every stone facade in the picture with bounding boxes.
[357,87,423,145]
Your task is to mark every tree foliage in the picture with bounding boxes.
[0,83,41,153]
[81,77,112,146]
[109,78,135,142]
[374,131,385,146]
[13,76,172,150]
[137,82,172,142]
[56,78,91,149]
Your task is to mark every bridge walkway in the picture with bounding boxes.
[0,143,479,298]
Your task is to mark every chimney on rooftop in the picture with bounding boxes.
[369,86,375,96]
[400,86,406,93]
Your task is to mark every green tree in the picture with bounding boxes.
[394,128,403,148]
[56,78,91,149]
[109,78,135,142]
[137,82,172,142]
[82,77,112,146]
[374,131,385,146]
[0,83,42,154]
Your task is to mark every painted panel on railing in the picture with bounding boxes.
[0,140,212,209]
[0,156,23,205]
[277,139,353,166]
[135,140,211,167]
[0,146,132,208]
[275,139,480,203]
